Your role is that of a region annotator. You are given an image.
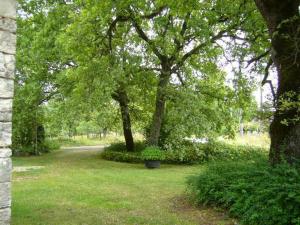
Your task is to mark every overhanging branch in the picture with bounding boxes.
[247,49,271,67]
[172,29,227,72]
[130,16,166,62]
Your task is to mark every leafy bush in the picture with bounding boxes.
[101,150,142,163]
[101,141,146,163]
[141,146,165,161]
[102,141,267,164]
[187,160,300,225]
[44,139,61,151]
[104,141,146,152]
[13,139,60,156]
[164,140,267,163]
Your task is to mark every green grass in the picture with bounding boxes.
[54,134,144,147]
[220,133,270,148]
[12,147,234,225]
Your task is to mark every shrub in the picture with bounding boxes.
[141,146,165,161]
[164,140,267,163]
[103,141,146,153]
[102,141,267,164]
[12,139,60,156]
[203,141,267,161]
[101,150,142,163]
[43,139,61,151]
[187,160,300,225]
[101,141,146,163]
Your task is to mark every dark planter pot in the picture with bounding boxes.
[145,160,161,169]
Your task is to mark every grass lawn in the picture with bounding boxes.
[54,134,144,147]
[221,133,270,148]
[12,147,234,225]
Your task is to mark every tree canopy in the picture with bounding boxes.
[14,0,300,164]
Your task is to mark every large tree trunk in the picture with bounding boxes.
[112,87,134,151]
[254,0,300,164]
[147,71,171,146]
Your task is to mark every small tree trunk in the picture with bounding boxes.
[147,71,171,146]
[254,0,300,164]
[112,88,134,151]
[103,127,108,138]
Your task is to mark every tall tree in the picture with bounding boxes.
[14,0,73,154]
[109,0,255,146]
[57,3,156,151]
[254,0,300,164]
[112,85,134,151]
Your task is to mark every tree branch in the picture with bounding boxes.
[262,57,273,85]
[261,57,276,104]
[247,49,271,67]
[107,15,130,51]
[173,13,191,55]
[264,80,276,103]
[174,70,185,85]
[140,6,167,19]
[137,66,161,72]
[172,29,227,72]
[130,16,166,62]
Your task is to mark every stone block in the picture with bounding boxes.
[0,98,13,122]
[0,78,13,98]
[0,17,16,33]
[0,182,11,209]
[0,99,12,113]
[0,111,11,122]
[0,30,16,55]
[0,158,11,183]
[0,0,16,19]
[0,122,11,147]
[0,208,10,225]
[0,52,15,79]
[0,149,11,158]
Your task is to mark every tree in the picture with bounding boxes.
[13,0,73,154]
[112,86,134,151]
[107,0,256,146]
[16,0,261,155]
[254,0,300,164]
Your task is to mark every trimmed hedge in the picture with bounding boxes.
[163,140,267,163]
[101,141,267,164]
[101,150,142,163]
[187,160,300,225]
[101,141,145,163]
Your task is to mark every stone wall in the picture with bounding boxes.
[0,0,16,224]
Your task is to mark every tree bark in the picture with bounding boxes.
[147,71,171,146]
[254,0,300,164]
[112,87,134,151]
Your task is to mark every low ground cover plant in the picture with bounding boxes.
[187,160,300,225]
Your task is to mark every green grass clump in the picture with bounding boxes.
[187,160,300,225]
